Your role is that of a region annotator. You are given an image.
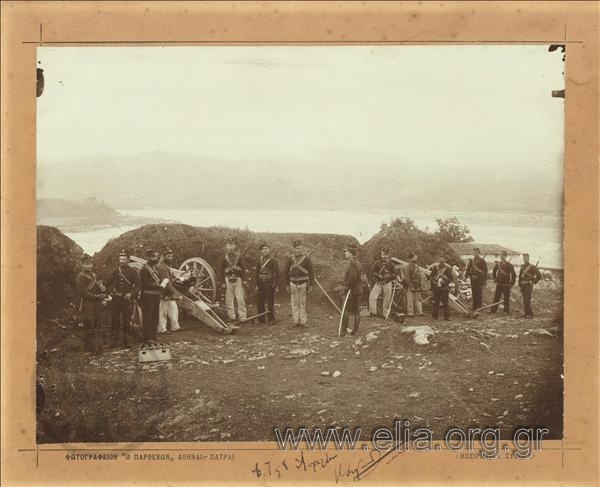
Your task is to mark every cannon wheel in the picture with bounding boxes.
[179,257,218,303]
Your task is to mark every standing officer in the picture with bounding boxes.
[106,249,141,348]
[429,255,455,321]
[220,238,247,322]
[465,247,488,310]
[518,253,542,318]
[490,251,517,314]
[285,240,315,327]
[76,254,106,353]
[156,248,181,333]
[256,243,279,324]
[341,244,363,336]
[405,252,425,317]
[368,248,397,318]
[139,248,162,343]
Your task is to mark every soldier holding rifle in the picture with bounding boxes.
[518,253,542,318]
[340,244,363,336]
[465,247,488,310]
[76,254,107,353]
[139,248,162,343]
[255,243,280,324]
[220,238,248,322]
[105,249,141,348]
[284,240,315,327]
[490,250,517,314]
[429,255,455,321]
[368,248,396,318]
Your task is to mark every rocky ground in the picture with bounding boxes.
[36,280,563,444]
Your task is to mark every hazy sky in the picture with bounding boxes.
[37,46,564,179]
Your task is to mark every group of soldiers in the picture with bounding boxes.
[75,239,544,352]
[76,248,182,353]
[365,247,543,323]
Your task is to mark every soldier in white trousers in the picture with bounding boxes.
[405,252,425,317]
[220,239,247,321]
[368,248,397,317]
[285,240,315,327]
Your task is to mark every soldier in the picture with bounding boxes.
[405,252,425,317]
[368,248,397,318]
[490,250,517,314]
[105,249,141,348]
[465,247,488,310]
[429,256,455,321]
[76,254,106,353]
[220,238,247,322]
[518,253,542,318]
[156,248,181,333]
[285,240,315,327]
[255,243,279,324]
[139,248,162,343]
[341,244,363,336]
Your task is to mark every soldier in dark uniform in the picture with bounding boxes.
[490,251,517,314]
[518,253,542,318]
[255,243,279,324]
[139,248,162,343]
[465,247,488,310]
[106,249,141,348]
[368,248,397,317]
[429,255,455,320]
[341,244,363,336]
[284,240,315,327]
[76,254,107,353]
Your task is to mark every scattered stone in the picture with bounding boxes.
[468,388,474,392]
[491,398,500,402]
[365,332,379,343]
[531,328,553,337]
[332,371,342,378]
[320,371,330,376]
[408,392,420,399]
[369,366,378,372]
[220,432,232,440]
[401,325,435,345]
[515,394,523,399]
[195,389,200,395]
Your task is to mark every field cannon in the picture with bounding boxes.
[128,255,237,334]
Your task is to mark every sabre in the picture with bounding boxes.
[338,290,351,337]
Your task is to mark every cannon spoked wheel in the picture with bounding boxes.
[179,257,218,303]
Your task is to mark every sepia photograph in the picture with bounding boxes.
[35,44,565,446]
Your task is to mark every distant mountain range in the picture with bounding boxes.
[37,151,563,214]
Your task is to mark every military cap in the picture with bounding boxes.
[381,247,391,254]
[259,242,269,250]
[293,240,302,248]
[119,249,128,257]
[144,247,155,257]
[81,254,93,263]
[163,247,174,255]
[473,247,480,252]
[226,237,236,245]
[408,252,416,259]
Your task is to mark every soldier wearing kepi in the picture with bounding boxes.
[429,256,455,321]
[341,244,363,336]
[368,248,397,318]
[76,254,107,353]
[405,252,425,317]
[285,240,315,327]
[490,250,517,314]
[139,248,162,343]
[220,238,247,322]
[106,249,141,348]
[256,243,280,324]
[518,253,542,318]
[465,247,488,310]
[157,248,181,334]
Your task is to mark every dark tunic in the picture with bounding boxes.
[285,254,314,285]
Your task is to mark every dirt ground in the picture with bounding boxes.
[37,282,563,444]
